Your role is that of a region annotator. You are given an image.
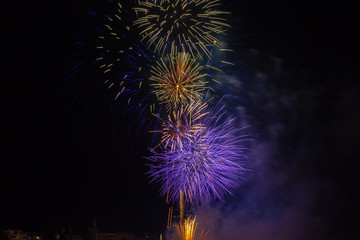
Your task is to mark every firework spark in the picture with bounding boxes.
[150,51,207,110]
[67,0,162,140]
[93,1,158,117]
[133,0,230,58]
[176,216,207,240]
[94,1,136,79]
[147,101,249,205]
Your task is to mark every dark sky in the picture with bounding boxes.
[2,0,359,239]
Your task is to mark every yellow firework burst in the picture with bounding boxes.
[133,0,230,58]
[150,51,207,109]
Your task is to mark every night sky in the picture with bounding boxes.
[2,0,359,239]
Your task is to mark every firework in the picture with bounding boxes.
[90,1,141,83]
[152,100,208,151]
[176,216,207,240]
[150,51,207,110]
[66,1,164,145]
[133,0,230,58]
[93,1,160,118]
[147,101,249,205]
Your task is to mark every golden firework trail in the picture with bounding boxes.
[150,51,207,110]
[133,0,230,58]
[167,206,174,228]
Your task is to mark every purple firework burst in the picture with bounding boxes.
[147,101,249,205]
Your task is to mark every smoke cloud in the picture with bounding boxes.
[190,49,360,240]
